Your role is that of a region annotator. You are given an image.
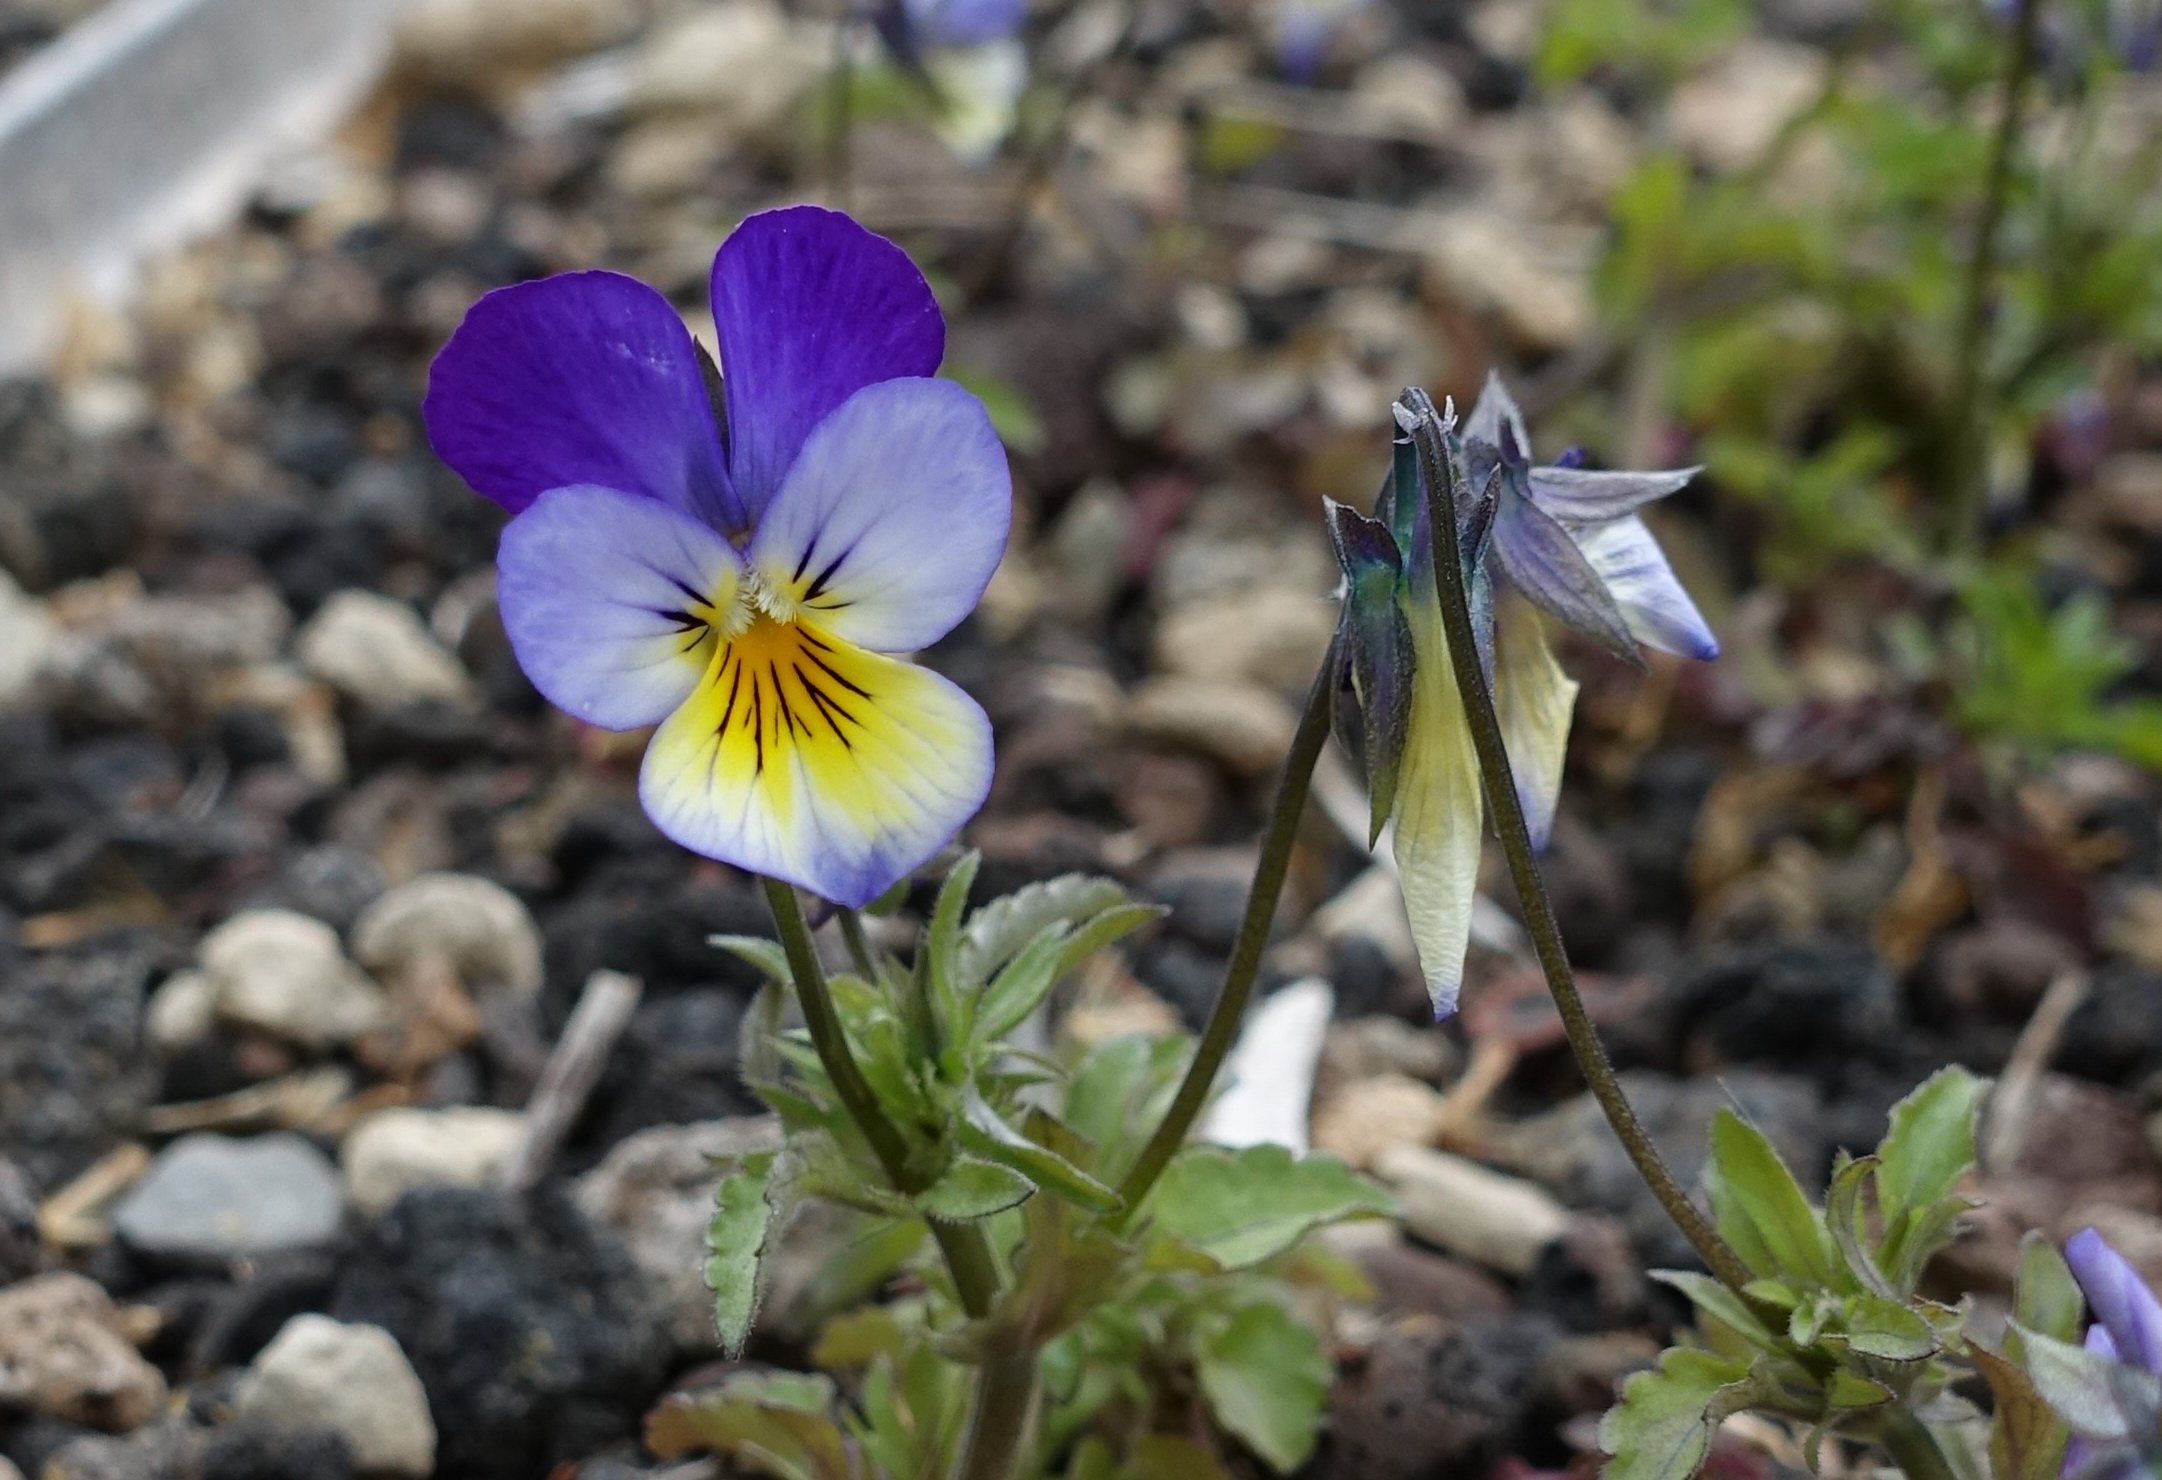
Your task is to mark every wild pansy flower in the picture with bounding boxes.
[423,206,1011,908]
[2028,1228,2162,1479]
[870,0,1027,161]
[1327,382,1715,1017]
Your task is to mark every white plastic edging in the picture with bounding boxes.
[0,0,401,374]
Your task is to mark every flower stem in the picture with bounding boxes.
[1946,0,2041,552]
[1397,389,1755,1295]
[838,907,880,981]
[1871,1410,1962,1480]
[760,877,1002,1318]
[953,1357,1040,1480]
[1113,650,1337,1220]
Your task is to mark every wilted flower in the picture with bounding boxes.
[1327,381,1715,1017]
[2028,1228,2162,1480]
[424,206,1011,908]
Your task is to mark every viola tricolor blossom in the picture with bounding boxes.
[1327,380,1715,1017]
[424,206,1010,908]
[870,0,1028,161]
[2023,1228,2162,1479]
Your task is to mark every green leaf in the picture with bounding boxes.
[1647,1271,1782,1351]
[1825,1153,1899,1299]
[1195,1302,1333,1474]
[971,927,1070,1046]
[646,1371,857,1480]
[958,1090,1121,1213]
[2013,1233,2083,1345]
[1063,1034,1187,1171]
[1824,1369,1893,1410]
[1151,1145,1394,1270]
[1875,1068,1985,1224]
[1971,1342,2071,1480]
[958,874,1130,988]
[918,1157,1037,1222]
[1707,1111,1841,1289]
[927,851,983,1036]
[1833,1293,1939,1363]
[705,1151,782,1356]
[1596,1347,1761,1480]
[713,934,794,986]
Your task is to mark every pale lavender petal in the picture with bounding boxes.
[2069,1227,2162,1373]
[1571,515,1720,661]
[747,378,1010,653]
[1464,371,1531,465]
[709,206,945,517]
[1491,490,1641,665]
[497,484,742,729]
[905,0,1026,47]
[424,271,737,526]
[1528,465,1702,523]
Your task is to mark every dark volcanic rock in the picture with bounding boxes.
[1667,940,1901,1073]
[330,1187,667,1480]
[1323,1317,1551,1480]
[578,990,762,1155]
[0,937,159,1193]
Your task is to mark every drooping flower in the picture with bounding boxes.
[424,206,1011,908]
[1326,382,1716,1017]
[2032,1228,2162,1480]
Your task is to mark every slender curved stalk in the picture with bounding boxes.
[1113,652,1337,1219]
[1946,0,2041,551]
[953,1357,1040,1480]
[761,878,1003,1318]
[1397,389,1755,1295]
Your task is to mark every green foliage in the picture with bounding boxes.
[695,857,1391,1479]
[1604,1067,1990,1477]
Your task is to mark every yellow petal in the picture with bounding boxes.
[1390,592,1484,1018]
[1492,593,1578,853]
[639,616,992,906]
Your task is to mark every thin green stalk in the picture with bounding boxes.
[1946,0,2042,551]
[1397,389,1755,1295]
[760,878,1002,1318]
[1113,651,1337,1219]
[953,1357,1040,1480]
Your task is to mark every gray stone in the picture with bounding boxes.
[199,909,389,1050]
[111,1133,344,1265]
[297,590,476,713]
[236,1315,436,1478]
[0,1273,166,1431]
[342,1107,526,1217]
[350,872,542,999]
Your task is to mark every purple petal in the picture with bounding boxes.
[905,0,1026,46]
[1528,465,1701,523]
[709,207,945,518]
[497,485,744,730]
[2069,1228,2162,1373]
[1464,371,1530,466]
[424,271,737,526]
[747,378,1010,653]
[1571,515,1720,661]
[1491,489,1641,666]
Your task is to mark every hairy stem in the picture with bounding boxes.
[761,878,1002,1318]
[1947,0,2041,551]
[1872,1410,1962,1480]
[953,1357,1040,1480]
[1113,651,1337,1219]
[1398,389,1755,1294]
[838,907,881,981]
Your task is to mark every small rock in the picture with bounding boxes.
[330,1187,668,1480]
[1932,917,2080,1020]
[1123,676,1297,778]
[342,1107,527,1217]
[0,1155,38,1284]
[1668,40,1828,172]
[235,1315,436,1478]
[0,1457,21,1480]
[1353,1234,1514,1322]
[573,1118,785,1353]
[112,1133,344,1266]
[40,1417,210,1480]
[1666,942,1900,1073]
[1421,211,1592,354]
[1520,1214,1653,1334]
[350,872,543,999]
[2096,452,2162,535]
[0,1273,165,1431]
[0,570,55,711]
[1374,1144,1570,1276]
[1324,1317,1546,1480]
[1317,1018,1454,1101]
[199,910,389,1051]
[0,943,159,1192]
[1533,1331,1660,1420]
[145,969,218,1052]
[297,592,476,714]
[2012,1074,2156,1187]
[1312,1075,1448,1169]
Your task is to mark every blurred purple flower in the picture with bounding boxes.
[423,206,1011,907]
[2023,1229,2162,1479]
